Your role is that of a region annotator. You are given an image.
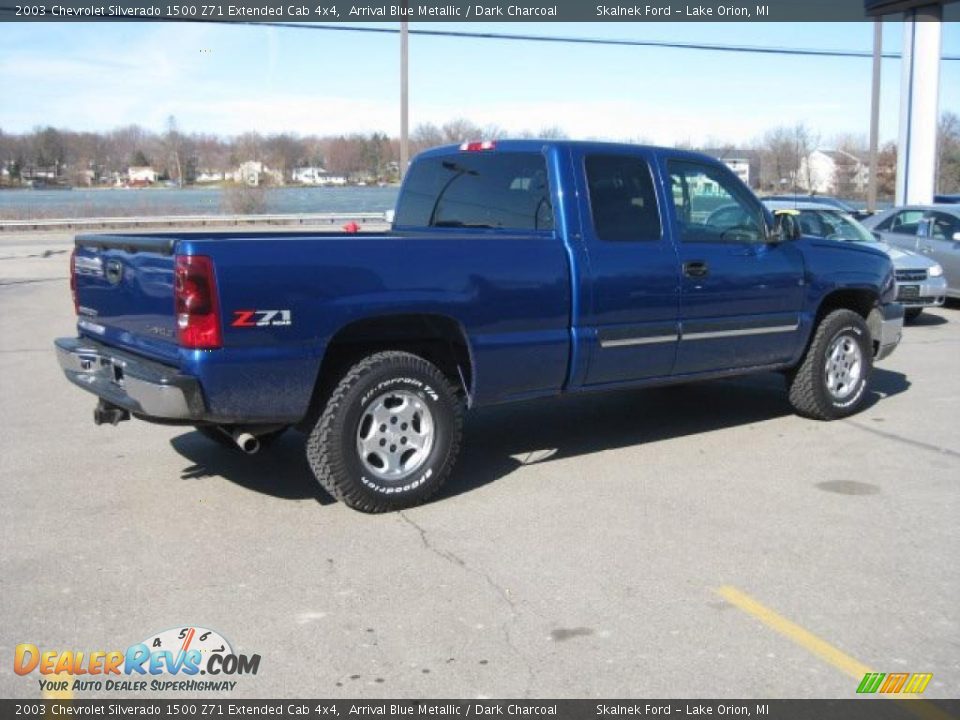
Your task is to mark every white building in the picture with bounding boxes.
[127,166,158,184]
[195,171,225,184]
[722,158,751,186]
[799,150,869,196]
[292,166,347,186]
[235,161,282,187]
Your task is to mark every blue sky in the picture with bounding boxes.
[1,20,959,147]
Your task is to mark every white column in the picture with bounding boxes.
[896,4,942,205]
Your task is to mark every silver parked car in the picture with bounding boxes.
[764,201,947,322]
[862,205,960,304]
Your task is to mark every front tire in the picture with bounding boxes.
[787,309,873,420]
[306,351,463,512]
[904,307,923,323]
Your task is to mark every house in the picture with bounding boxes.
[127,166,158,185]
[703,148,761,189]
[195,170,225,184]
[722,158,751,186]
[292,166,348,186]
[799,150,869,196]
[235,161,282,187]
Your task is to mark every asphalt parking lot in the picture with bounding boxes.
[0,231,957,701]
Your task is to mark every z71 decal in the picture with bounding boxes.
[231,309,293,328]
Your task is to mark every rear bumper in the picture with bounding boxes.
[55,337,204,420]
[871,303,904,362]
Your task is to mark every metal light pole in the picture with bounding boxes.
[867,19,882,211]
[400,20,409,180]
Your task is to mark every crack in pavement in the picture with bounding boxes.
[844,419,960,460]
[0,249,68,261]
[398,511,537,696]
[0,277,68,286]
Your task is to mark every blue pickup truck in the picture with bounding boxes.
[55,141,903,512]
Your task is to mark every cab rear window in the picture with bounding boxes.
[394,152,553,231]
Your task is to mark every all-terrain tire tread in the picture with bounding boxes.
[306,351,463,513]
[788,309,869,420]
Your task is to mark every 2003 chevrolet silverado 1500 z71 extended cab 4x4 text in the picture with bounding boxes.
[55,141,904,512]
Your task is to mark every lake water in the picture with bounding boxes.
[0,186,400,219]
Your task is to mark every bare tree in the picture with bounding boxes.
[441,118,484,143]
[757,124,818,192]
[410,123,444,154]
[937,112,960,194]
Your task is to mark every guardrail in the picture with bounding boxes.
[0,212,390,232]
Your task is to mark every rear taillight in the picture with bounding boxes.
[175,254,222,349]
[69,248,78,315]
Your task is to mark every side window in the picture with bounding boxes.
[926,211,958,241]
[667,160,764,243]
[393,152,553,231]
[872,214,894,231]
[889,209,924,235]
[584,154,661,241]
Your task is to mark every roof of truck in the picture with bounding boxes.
[416,139,722,164]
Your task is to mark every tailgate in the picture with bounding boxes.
[73,234,180,366]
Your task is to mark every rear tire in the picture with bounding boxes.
[306,351,463,513]
[904,307,923,322]
[787,309,873,420]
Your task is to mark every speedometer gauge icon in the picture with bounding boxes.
[139,626,233,662]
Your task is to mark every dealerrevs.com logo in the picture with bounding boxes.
[15,626,260,693]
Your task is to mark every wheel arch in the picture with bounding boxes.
[298,313,474,431]
[813,287,883,357]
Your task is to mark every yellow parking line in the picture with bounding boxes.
[716,585,871,678]
[714,585,955,720]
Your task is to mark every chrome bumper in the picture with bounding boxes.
[55,337,203,420]
[896,276,948,307]
[870,303,904,362]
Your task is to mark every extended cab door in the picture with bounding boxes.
[573,148,681,385]
[663,157,806,374]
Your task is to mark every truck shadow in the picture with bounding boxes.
[168,369,909,507]
[906,312,948,327]
[170,431,336,504]
[437,367,910,502]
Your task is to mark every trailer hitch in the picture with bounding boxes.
[93,399,131,426]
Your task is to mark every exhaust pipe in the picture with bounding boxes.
[232,430,260,455]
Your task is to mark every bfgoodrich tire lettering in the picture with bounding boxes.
[787,309,874,420]
[306,351,463,512]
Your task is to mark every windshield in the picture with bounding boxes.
[797,209,876,243]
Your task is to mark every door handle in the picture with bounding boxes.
[683,260,709,278]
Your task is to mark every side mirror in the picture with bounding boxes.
[872,231,882,242]
[772,210,801,241]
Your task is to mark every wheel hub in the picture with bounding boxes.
[824,333,863,401]
[356,389,434,482]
